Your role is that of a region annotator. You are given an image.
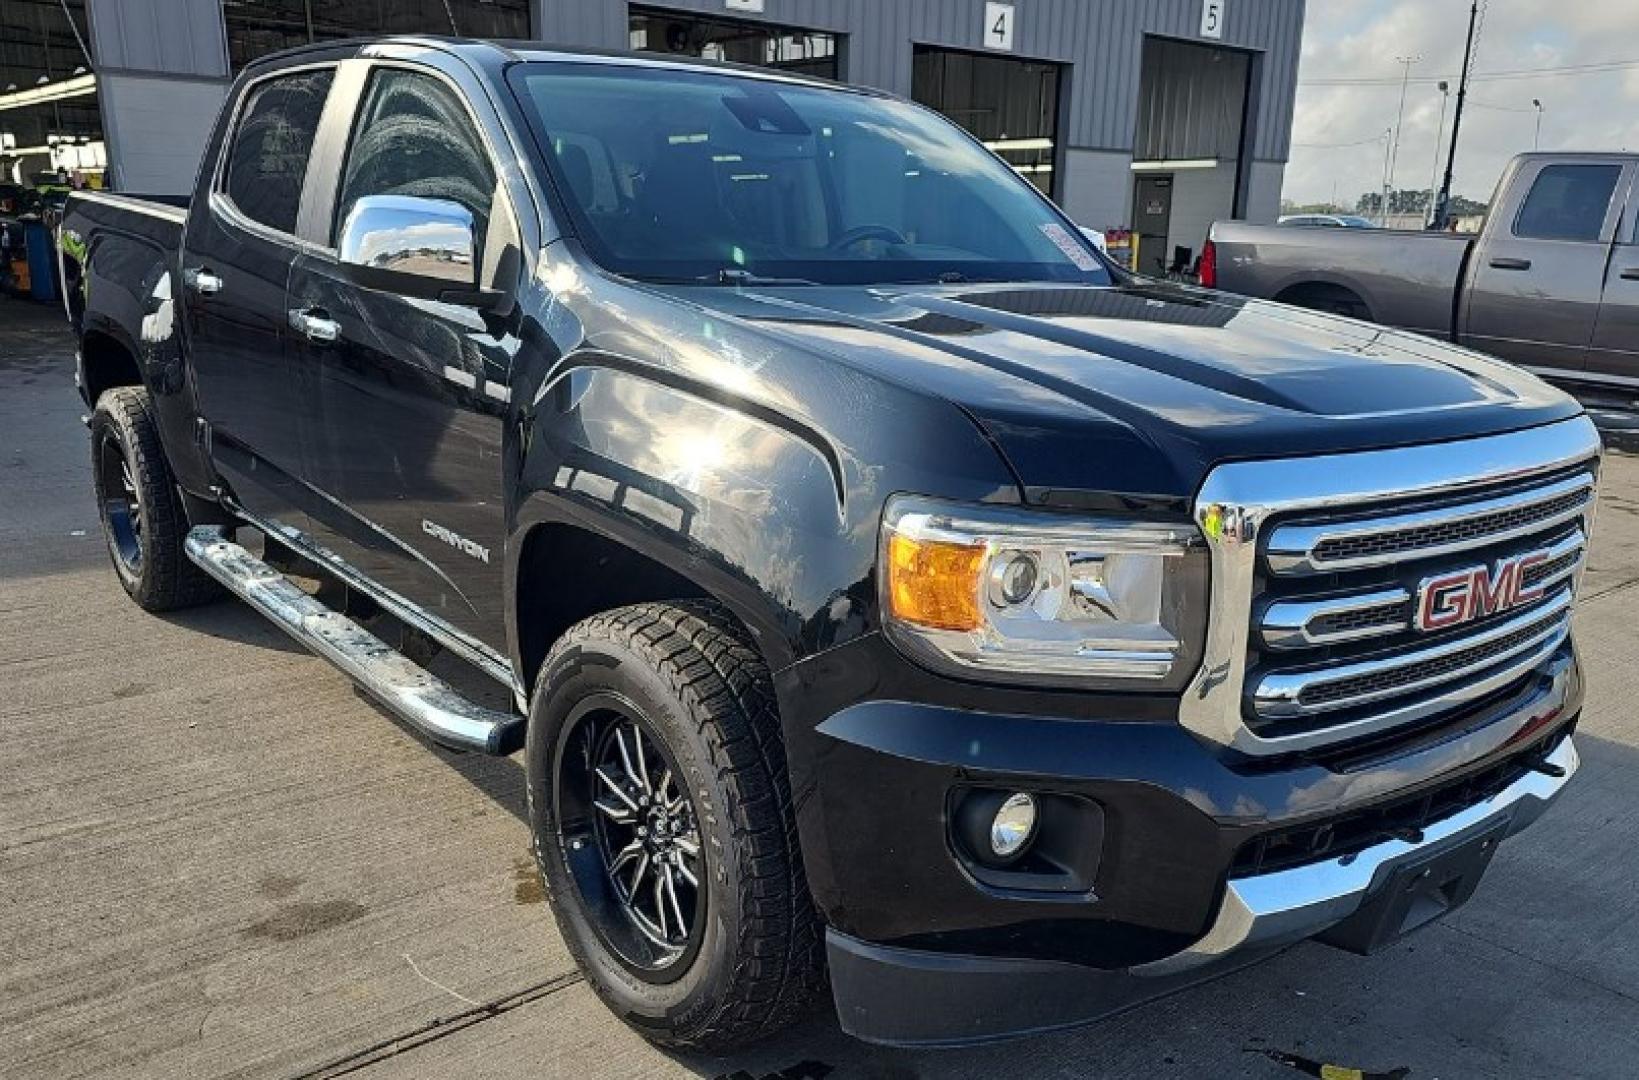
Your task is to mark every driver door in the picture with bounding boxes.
[285,64,521,646]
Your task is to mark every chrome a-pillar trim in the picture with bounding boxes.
[1181,416,1601,757]
[1133,734,1578,977]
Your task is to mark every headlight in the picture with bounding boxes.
[880,496,1208,689]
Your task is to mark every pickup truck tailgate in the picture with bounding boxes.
[1210,222,1472,339]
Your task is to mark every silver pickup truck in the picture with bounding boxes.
[1207,152,1639,389]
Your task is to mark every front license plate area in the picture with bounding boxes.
[1319,821,1508,955]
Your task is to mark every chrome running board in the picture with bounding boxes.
[184,526,523,755]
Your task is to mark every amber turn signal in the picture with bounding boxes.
[886,532,985,631]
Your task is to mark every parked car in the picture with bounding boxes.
[1213,153,1639,387]
[60,38,1598,1050]
[1277,213,1378,228]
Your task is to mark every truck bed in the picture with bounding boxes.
[1209,221,1473,340]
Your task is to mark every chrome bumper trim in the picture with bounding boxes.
[1133,735,1579,978]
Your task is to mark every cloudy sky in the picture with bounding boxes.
[1285,0,1639,209]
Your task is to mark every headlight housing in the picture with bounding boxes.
[880,496,1208,689]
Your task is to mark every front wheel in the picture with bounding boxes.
[89,386,221,612]
[525,602,824,1052]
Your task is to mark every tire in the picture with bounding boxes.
[526,601,824,1052]
[89,386,221,612]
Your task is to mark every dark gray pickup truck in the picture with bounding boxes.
[1208,152,1639,388]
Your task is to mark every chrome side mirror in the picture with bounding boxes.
[337,194,477,289]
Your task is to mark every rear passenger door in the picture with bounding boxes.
[284,63,521,646]
[1587,164,1639,384]
[1462,159,1626,376]
[182,64,334,522]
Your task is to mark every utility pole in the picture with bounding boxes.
[1388,54,1421,212]
[1379,128,1394,226]
[1433,0,1479,230]
[1427,81,1450,227]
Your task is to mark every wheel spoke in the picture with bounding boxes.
[615,727,640,789]
[634,731,654,795]
[674,855,698,889]
[652,870,669,939]
[593,796,636,824]
[674,833,700,859]
[629,851,650,896]
[663,863,687,935]
[596,767,641,812]
[608,839,643,876]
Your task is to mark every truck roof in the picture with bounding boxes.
[242,33,881,98]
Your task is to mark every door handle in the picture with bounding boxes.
[184,267,224,295]
[288,307,340,343]
[1489,257,1532,271]
[1622,267,1639,281]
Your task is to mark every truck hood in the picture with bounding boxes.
[652,280,1583,504]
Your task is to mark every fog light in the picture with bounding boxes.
[989,792,1038,858]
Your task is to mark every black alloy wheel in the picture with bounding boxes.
[95,427,143,573]
[560,701,706,977]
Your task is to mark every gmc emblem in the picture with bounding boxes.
[1414,548,1551,632]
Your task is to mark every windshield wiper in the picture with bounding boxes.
[704,268,820,287]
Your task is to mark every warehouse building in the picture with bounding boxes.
[1,0,1304,275]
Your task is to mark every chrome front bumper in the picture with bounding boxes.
[1135,734,1580,977]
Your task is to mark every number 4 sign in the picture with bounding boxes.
[1200,0,1225,39]
[983,2,1015,51]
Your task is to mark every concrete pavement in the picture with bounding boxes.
[5,294,1639,1079]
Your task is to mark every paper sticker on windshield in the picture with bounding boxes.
[1039,223,1099,271]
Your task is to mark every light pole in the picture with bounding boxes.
[1427,80,1450,227]
[1533,99,1544,150]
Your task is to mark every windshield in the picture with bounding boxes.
[508,63,1112,287]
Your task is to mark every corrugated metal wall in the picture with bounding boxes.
[532,0,1305,163]
[1133,37,1250,162]
[85,0,228,76]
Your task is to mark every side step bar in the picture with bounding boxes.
[185,526,524,755]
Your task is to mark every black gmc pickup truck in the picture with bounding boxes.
[60,37,1599,1050]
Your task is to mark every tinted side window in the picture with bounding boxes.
[224,68,335,234]
[1514,164,1622,242]
[334,69,496,242]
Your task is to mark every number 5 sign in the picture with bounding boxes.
[983,2,1015,51]
[1200,0,1225,39]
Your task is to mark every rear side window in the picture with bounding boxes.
[223,68,335,235]
[334,69,496,243]
[1513,164,1622,242]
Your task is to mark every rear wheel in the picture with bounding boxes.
[526,601,824,1051]
[89,386,220,612]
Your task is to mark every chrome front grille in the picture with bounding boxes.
[1182,417,1602,757]
[1255,590,1572,717]
[1265,471,1595,575]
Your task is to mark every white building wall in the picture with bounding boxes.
[1058,148,1133,232]
[1166,162,1240,263]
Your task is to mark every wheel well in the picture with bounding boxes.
[515,523,717,694]
[1273,282,1374,322]
[82,330,142,405]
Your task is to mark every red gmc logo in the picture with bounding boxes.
[1414,549,1551,632]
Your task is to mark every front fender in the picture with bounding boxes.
[508,361,862,674]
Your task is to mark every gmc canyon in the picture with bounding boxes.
[61,38,1598,1049]
[1209,152,1639,388]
